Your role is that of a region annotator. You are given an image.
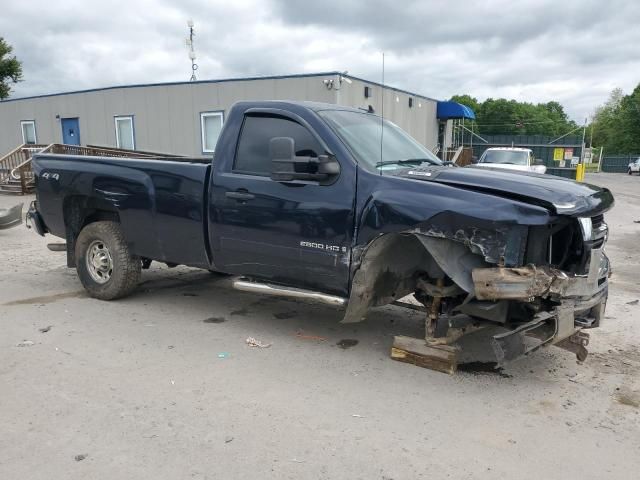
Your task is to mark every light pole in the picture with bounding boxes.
[186,20,198,81]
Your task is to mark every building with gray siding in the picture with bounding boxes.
[0,72,444,157]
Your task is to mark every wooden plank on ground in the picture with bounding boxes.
[391,335,458,374]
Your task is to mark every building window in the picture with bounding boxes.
[201,111,224,153]
[115,116,135,150]
[21,120,37,144]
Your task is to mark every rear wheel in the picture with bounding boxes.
[75,221,141,300]
[629,168,633,175]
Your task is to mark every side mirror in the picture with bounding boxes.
[269,137,340,184]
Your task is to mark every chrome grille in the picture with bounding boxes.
[590,214,608,248]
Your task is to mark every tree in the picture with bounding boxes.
[0,38,23,99]
[449,94,480,115]
[449,94,578,137]
[591,86,640,154]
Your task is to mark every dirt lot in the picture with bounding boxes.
[1,173,639,479]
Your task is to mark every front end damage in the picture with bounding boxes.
[344,210,611,369]
[472,246,608,363]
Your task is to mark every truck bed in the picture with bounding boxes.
[32,153,213,268]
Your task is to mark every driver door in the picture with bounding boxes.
[209,111,355,296]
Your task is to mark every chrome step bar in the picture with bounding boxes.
[232,277,347,307]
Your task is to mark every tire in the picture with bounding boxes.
[629,169,632,175]
[75,221,141,300]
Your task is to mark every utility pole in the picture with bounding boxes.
[580,117,587,163]
[186,20,198,81]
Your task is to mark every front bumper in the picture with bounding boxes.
[471,247,610,363]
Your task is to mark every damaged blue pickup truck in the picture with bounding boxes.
[27,101,613,368]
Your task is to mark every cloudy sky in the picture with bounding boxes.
[2,0,639,121]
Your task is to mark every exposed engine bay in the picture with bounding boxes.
[344,211,610,368]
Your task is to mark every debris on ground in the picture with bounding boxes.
[74,454,87,462]
[203,317,226,323]
[294,332,327,341]
[39,325,52,333]
[634,220,640,224]
[626,299,639,305]
[351,414,365,418]
[16,340,35,347]
[217,352,229,358]
[337,339,359,349]
[615,392,640,408]
[246,337,271,348]
[225,436,234,443]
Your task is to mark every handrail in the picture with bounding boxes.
[10,145,49,180]
[2,142,188,194]
[0,144,25,165]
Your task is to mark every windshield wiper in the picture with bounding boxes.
[376,158,439,167]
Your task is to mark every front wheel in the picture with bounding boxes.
[629,169,633,175]
[75,221,141,300]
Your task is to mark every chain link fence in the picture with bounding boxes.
[601,154,640,173]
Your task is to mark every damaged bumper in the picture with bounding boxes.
[471,247,609,364]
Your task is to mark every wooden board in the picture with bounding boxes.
[391,336,458,374]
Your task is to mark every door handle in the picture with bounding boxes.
[225,190,255,201]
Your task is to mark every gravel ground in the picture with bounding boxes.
[1,173,639,480]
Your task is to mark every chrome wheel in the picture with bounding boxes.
[86,240,113,284]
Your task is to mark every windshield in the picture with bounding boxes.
[479,150,529,165]
[318,110,442,173]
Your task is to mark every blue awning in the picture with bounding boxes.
[437,101,476,120]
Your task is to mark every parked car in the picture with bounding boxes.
[475,147,546,174]
[26,101,613,366]
[628,158,640,175]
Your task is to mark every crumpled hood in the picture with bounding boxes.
[393,165,614,217]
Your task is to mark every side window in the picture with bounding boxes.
[21,120,37,144]
[234,115,323,176]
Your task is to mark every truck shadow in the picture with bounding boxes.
[131,266,573,379]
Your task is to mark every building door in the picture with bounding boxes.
[61,117,81,145]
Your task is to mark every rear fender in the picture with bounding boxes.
[63,196,120,267]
